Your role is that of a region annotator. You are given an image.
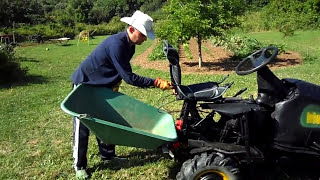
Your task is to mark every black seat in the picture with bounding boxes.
[163,40,228,101]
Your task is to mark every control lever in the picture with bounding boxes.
[225,81,234,88]
[217,74,229,84]
[233,88,247,97]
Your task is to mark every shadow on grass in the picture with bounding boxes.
[19,57,40,63]
[52,43,74,47]
[88,148,320,179]
[88,149,182,179]
[183,57,238,72]
[0,74,49,89]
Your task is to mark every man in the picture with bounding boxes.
[71,10,171,179]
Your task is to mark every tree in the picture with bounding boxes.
[157,0,245,68]
[246,0,270,8]
[139,0,167,13]
[67,0,94,23]
[89,0,122,24]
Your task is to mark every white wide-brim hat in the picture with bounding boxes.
[120,10,155,40]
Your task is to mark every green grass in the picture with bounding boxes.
[236,30,320,86]
[237,30,320,64]
[1,31,320,179]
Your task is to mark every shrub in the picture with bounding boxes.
[261,0,320,33]
[10,18,126,43]
[105,16,126,34]
[75,17,125,37]
[183,43,193,60]
[239,11,264,32]
[210,34,286,59]
[211,34,262,59]
[0,44,28,84]
[148,40,166,61]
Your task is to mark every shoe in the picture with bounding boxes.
[76,169,89,179]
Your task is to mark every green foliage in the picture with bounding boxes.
[237,30,320,65]
[53,8,76,28]
[77,18,125,36]
[239,0,320,34]
[211,34,261,59]
[156,0,245,67]
[0,0,166,27]
[211,34,286,59]
[68,0,94,23]
[246,0,270,8]
[0,44,27,84]
[183,43,193,60]
[261,0,320,35]
[238,11,264,32]
[279,22,296,37]
[88,0,163,24]
[104,16,126,34]
[147,41,166,61]
[140,0,167,13]
[147,39,179,61]
[15,23,75,40]
[12,18,125,41]
[89,0,122,24]
[0,0,47,26]
[157,0,245,43]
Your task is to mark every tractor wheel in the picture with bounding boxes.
[176,152,240,180]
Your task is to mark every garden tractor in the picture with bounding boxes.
[61,40,320,180]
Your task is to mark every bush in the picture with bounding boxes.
[148,40,166,61]
[0,44,28,84]
[14,23,76,41]
[239,11,264,32]
[210,34,286,59]
[261,0,320,33]
[105,16,126,34]
[183,43,193,60]
[239,0,320,34]
[211,34,262,59]
[8,18,126,43]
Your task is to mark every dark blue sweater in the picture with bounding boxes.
[71,31,155,88]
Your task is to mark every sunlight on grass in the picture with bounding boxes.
[238,30,320,64]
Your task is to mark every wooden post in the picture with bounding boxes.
[12,21,16,43]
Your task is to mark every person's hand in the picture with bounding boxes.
[154,78,171,90]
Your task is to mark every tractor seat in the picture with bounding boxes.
[163,40,228,101]
[177,82,228,101]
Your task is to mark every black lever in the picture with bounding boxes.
[225,81,234,88]
[217,74,229,84]
[233,88,247,97]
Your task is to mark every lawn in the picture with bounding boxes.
[238,30,320,64]
[0,31,320,179]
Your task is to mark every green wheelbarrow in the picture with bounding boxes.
[61,84,178,149]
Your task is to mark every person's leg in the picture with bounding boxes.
[96,138,115,160]
[73,116,90,171]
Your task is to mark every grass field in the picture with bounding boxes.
[0,31,319,179]
[238,30,320,64]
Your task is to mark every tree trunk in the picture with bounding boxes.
[197,36,202,68]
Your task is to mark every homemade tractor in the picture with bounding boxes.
[61,41,320,180]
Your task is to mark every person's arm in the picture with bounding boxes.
[109,44,155,88]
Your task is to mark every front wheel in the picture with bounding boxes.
[176,152,240,180]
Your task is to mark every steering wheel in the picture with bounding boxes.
[235,46,278,75]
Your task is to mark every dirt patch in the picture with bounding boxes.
[132,38,302,74]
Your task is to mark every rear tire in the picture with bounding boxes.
[176,152,240,180]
